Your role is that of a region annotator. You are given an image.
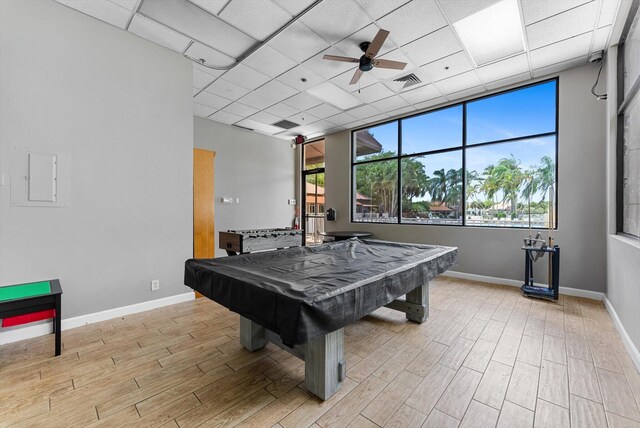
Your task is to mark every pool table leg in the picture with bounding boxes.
[54,294,62,356]
[239,316,267,351]
[305,328,345,401]
[405,281,429,323]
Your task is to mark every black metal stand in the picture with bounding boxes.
[521,245,560,301]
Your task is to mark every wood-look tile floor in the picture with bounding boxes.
[1,277,640,428]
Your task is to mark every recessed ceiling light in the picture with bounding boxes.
[453,0,525,67]
[306,82,362,110]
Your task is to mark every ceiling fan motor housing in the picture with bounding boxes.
[359,55,374,71]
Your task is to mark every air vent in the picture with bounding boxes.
[232,124,253,131]
[272,119,299,130]
[393,73,422,89]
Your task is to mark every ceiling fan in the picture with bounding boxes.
[323,29,407,85]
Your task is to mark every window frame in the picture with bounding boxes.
[350,77,560,229]
[616,0,640,239]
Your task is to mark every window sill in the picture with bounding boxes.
[610,233,640,250]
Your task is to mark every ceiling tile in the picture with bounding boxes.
[254,80,299,103]
[387,105,415,118]
[235,118,282,134]
[377,0,447,46]
[223,102,259,117]
[194,91,232,109]
[475,54,530,83]
[249,111,283,125]
[420,51,474,83]
[276,65,325,91]
[399,84,442,104]
[352,82,396,103]
[185,42,235,68]
[306,103,343,119]
[412,96,447,111]
[333,24,397,59]
[484,71,531,90]
[446,85,486,101]
[110,0,137,10]
[330,68,377,90]
[433,70,483,95]
[193,87,201,95]
[209,110,243,125]
[128,14,192,52]
[592,25,612,51]
[532,55,588,77]
[325,112,358,125]
[138,0,256,58]
[269,21,330,62]
[354,0,411,20]
[204,78,251,101]
[219,0,292,41]
[55,0,132,28]
[300,0,371,44]
[401,27,462,67]
[283,92,324,110]
[521,0,592,25]
[189,0,227,15]
[346,104,381,119]
[344,119,366,128]
[370,95,410,112]
[193,102,216,117]
[264,102,300,118]
[193,64,223,89]
[272,0,317,16]
[366,113,391,124]
[529,32,592,69]
[222,64,271,90]
[287,111,320,126]
[302,120,336,134]
[598,0,621,28]
[438,0,501,23]
[237,91,279,110]
[242,45,297,78]
[526,2,598,50]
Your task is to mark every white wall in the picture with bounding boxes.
[325,64,607,293]
[606,43,640,355]
[0,0,194,319]
[193,117,296,257]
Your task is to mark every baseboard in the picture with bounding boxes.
[603,295,640,372]
[443,270,604,301]
[0,292,195,346]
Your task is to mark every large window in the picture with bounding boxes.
[618,2,640,238]
[352,79,558,228]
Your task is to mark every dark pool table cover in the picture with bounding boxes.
[185,238,457,346]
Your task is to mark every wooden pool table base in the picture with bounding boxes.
[239,281,429,400]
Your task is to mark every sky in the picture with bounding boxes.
[354,80,557,202]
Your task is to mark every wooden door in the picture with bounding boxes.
[193,149,216,298]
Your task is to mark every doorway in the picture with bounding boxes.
[302,140,325,246]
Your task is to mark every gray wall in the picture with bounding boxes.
[325,64,607,292]
[193,117,296,258]
[0,0,194,319]
[606,44,640,353]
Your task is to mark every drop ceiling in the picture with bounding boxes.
[55,0,621,140]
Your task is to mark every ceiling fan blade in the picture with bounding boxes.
[373,59,407,70]
[365,29,389,59]
[323,55,359,63]
[349,69,364,85]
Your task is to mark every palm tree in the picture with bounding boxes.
[481,164,499,217]
[427,168,448,202]
[536,155,555,203]
[492,155,524,214]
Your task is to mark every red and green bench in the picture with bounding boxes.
[0,279,63,356]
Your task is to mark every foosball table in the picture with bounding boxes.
[219,228,302,256]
